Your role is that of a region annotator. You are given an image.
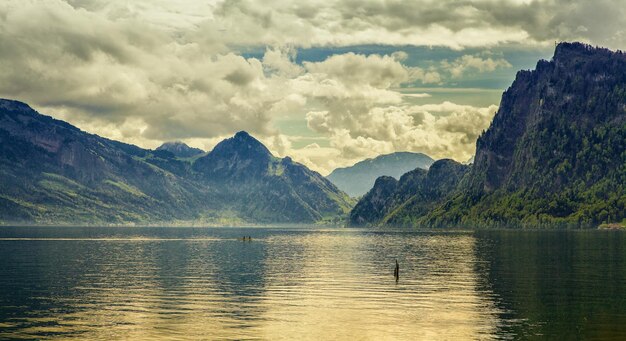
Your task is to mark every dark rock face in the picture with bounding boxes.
[425,42,626,228]
[327,152,434,197]
[156,141,204,158]
[193,131,274,181]
[0,101,354,225]
[0,99,209,224]
[193,131,355,223]
[471,42,626,194]
[349,176,400,226]
[350,42,626,228]
[349,159,468,227]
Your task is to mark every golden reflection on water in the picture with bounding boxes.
[0,230,504,340]
[258,233,501,340]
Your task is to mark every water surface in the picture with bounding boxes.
[1,227,625,340]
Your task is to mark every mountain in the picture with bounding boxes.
[327,152,434,197]
[349,159,468,226]
[350,42,625,228]
[0,100,354,225]
[0,99,211,224]
[423,42,626,228]
[193,131,355,223]
[156,141,204,158]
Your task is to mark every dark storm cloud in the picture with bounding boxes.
[207,0,626,49]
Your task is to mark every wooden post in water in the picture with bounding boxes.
[394,259,399,282]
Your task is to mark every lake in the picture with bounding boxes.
[1,227,625,340]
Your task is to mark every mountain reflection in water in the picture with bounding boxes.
[1,227,625,340]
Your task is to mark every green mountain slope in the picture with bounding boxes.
[0,100,354,225]
[349,42,626,229]
[327,152,434,197]
[349,159,468,227]
[424,43,626,228]
[0,99,214,224]
[193,132,355,223]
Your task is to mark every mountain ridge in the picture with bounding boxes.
[349,42,626,228]
[156,141,204,158]
[0,100,354,225]
[349,159,468,227]
[327,152,434,197]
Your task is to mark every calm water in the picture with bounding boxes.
[1,227,625,340]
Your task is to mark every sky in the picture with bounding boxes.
[1,0,625,175]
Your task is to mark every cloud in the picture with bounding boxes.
[401,93,432,98]
[305,101,498,167]
[262,46,304,78]
[0,0,500,175]
[194,0,626,50]
[262,133,293,157]
[408,67,443,84]
[442,54,512,78]
[198,0,532,49]
[303,53,412,88]
[2,0,624,175]
[0,1,294,146]
[281,51,499,169]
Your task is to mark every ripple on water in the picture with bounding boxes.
[3,227,626,340]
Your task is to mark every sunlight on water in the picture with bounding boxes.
[1,227,626,340]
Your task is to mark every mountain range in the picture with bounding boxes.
[156,141,204,158]
[0,101,354,225]
[2,42,624,228]
[349,159,468,226]
[350,42,626,228]
[326,152,434,197]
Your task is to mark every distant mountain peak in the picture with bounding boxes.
[160,141,186,147]
[550,42,625,67]
[0,100,354,225]
[327,151,434,197]
[211,131,272,159]
[156,141,204,158]
[554,41,591,56]
[234,130,251,138]
[349,159,468,227]
[0,98,32,112]
[191,131,274,180]
[188,130,354,221]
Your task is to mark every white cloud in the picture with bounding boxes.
[4,0,624,175]
[0,1,298,144]
[442,55,512,78]
[303,53,411,88]
[408,67,443,84]
[187,0,626,50]
[401,93,432,98]
[303,101,497,168]
[262,46,304,78]
[262,133,293,157]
